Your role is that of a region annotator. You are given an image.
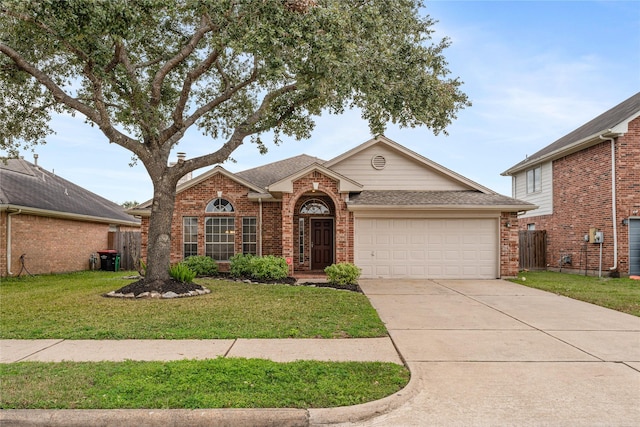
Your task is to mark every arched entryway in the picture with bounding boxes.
[294,195,336,272]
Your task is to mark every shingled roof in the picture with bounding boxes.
[235,154,325,189]
[0,158,140,225]
[503,92,640,175]
[348,190,534,210]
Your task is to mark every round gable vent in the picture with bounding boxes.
[371,155,386,170]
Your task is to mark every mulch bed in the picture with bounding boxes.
[113,278,206,296]
[110,276,361,297]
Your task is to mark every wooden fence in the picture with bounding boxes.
[108,231,141,271]
[519,230,547,270]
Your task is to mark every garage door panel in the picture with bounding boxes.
[355,217,498,279]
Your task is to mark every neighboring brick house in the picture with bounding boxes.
[132,136,535,279]
[0,157,140,276]
[502,92,640,277]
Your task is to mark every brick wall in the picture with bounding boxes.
[501,212,520,277]
[283,171,352,271]
[518,116,640,276]
[2,213,113,276]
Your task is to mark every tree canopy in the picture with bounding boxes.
[1,0,470,284]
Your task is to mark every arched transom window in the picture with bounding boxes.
[300,199,330,214]
[205,198,234,213]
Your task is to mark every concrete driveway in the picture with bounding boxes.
[338,279,640,426]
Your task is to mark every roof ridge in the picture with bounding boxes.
[507,92,640,170]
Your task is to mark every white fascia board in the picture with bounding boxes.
[502,130,625,176]
[347,203,538,212]
[136,166,264,209]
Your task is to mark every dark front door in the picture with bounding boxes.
[311,218,334,269]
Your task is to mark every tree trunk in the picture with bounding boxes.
[143,176,178,285]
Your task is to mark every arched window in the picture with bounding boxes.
[300,199,330,214]
[205,198,234,213]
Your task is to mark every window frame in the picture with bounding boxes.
[242,217,257,255]
[205,217,235,261]
[183,217,198,259]
[526,166,542,194]
[205,198,235,213]
[299,217,305,264]
[300,199,331,215]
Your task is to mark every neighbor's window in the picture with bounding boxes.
[205,198,234,212]
[242,217,257,255]
[526,166,541,193]
[300,199,330,214]
[205,217,235,260]
[527,223,536,231]
[299,217,305,264]
[183,217,198,258]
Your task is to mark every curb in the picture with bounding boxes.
[0,367,420,427]
[308,362,421,426]
[0,409,309,427]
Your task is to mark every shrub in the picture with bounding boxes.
[229,253,255,278]
[231,254,289,281]
[169,263,196,283]
[182,255,218,277]
[249,255,289,281]
[325,263,361,286]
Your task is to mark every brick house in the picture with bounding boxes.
[133,136,534,279]
[0,157,140,276]
[502,92,640,277]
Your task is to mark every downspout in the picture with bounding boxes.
[258,198,263,256]
[6,209,22,276]
[599,134,618,271]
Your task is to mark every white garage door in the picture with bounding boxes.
[355,217,498,279]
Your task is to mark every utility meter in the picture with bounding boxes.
[594,231,604,244]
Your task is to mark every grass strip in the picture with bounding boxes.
[0,359,409,409]
[510,271,640,317]
[0,271,386,339]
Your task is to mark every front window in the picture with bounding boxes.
[205,198,234,212]
[526,166,541,193]
[205,217,235,260]
[242,217,257,255]
[183,217,198,258]
[300,199,330,214]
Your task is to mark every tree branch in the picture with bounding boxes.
[0,43,139,152]
[150,14,214,107]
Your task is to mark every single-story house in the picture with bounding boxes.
[132,136,535,279]
[502,92,640,276]
[1,157,141,276]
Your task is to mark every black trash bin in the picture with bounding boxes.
[97,250,120,271]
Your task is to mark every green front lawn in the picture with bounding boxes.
[0,359,409,409]
[509,271,640,317]
[0,271,407,409]
[0,271,387,339]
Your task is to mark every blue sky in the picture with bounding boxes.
[6,0,640,205]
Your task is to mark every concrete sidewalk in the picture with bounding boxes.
[0,337,402,364]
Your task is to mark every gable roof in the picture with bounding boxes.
[132,135,535,214]
[0,158,140,226]
[327,135,497,194]
[267,162,363,193]
[503,92,640,175]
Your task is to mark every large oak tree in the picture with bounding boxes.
[1,0,469,287]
